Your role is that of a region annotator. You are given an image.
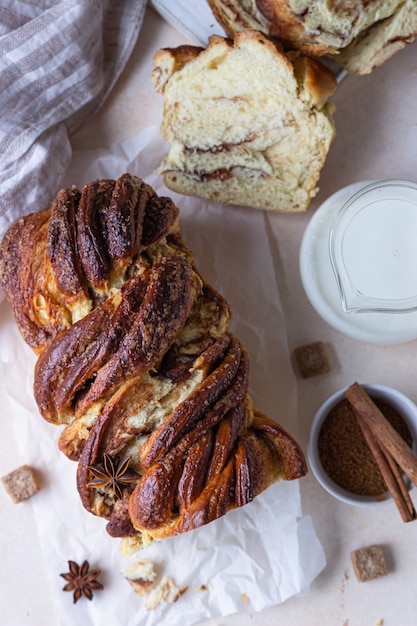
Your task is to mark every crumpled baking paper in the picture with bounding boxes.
[0,125,325,625]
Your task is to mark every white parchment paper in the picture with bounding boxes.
[0,125,325,625]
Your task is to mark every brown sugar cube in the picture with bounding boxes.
[351,545,388,582]
[1,465,40,503]
[294,341,331,378]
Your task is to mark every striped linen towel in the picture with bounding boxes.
[0,0,146,252]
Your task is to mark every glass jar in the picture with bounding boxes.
[329,179,417,314]
[300,179,417,344]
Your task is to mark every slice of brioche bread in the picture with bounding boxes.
[152,31,336,213]
[207,0,417,74]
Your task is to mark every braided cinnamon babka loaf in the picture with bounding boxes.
[207,0,417,74]
[0,174,307,547]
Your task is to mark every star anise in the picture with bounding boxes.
[60,560,103,603]
[87,454,139,500]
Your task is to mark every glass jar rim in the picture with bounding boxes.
[329,179,417,314]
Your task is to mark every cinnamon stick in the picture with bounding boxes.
[382,444,416,520]
[344,382,417,488]
[353,408,416,522]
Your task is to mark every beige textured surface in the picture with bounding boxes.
[1,6,417,625]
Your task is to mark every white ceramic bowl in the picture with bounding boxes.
[307,384,417,507]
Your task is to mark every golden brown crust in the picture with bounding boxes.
[0,208,71,352]
[251,409,309,480]
[207,0,255,37]
[207,0,333,54]
[207,0,275,39]
[48,187,86,299]
[78,255,199,410]
[139,335,244,470]
[289,53,337,107]
[152,44,204,93]
[0,173,307,545]
[255,0,333,54]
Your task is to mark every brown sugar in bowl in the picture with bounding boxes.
[307,384,417,506]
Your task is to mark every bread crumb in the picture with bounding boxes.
[1,465,40,503]
[145,575,188,610]
[375,619,384,626]
[121,559,157,596]
[351,545,388,582]
[294,341,331,378]
[241,592,249,605]
[121,552,188,608]
[145,576,171,610]
[170,584,188,603]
